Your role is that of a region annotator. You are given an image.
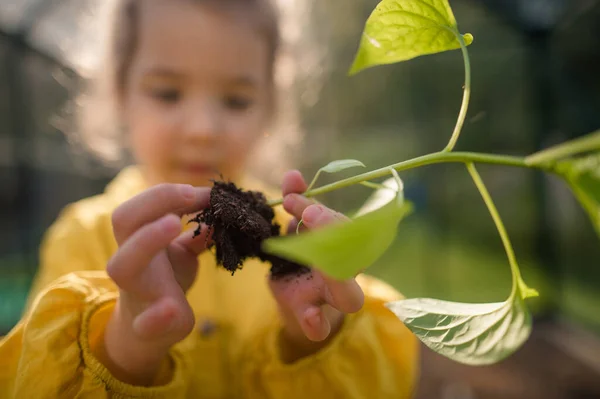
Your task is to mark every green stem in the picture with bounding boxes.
[295,219,304,234]
[360,181,390,190]
[525,129,600,165]
[306,170,322,192]
[466,163,520,297]
[390,168,404,206]
[269,151,544,206]
[443,32,471,152]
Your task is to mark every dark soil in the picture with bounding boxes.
[190,180,310,279]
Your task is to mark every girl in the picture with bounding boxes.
[0,0,419,397]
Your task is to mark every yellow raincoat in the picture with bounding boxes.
[0,166,419,398]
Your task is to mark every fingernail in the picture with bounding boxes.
[303,205,323,224]
[180,184,195,200]
[306,311,321,330]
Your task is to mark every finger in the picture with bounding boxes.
[132,296,194,340]
[301,204,349,229]
[171,223,213,258]
[283,194,315,221]
[132,296,179,340]
[107,214,181,288]
[297,305,331,342]
[167,242,199,292]
[112,184,210,245]
[323,275,364,314]
[282,170,308,196]
[167,226,212,290]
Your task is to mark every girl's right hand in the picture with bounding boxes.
[100,183,211,386]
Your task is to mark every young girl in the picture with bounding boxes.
[0,0,419,397]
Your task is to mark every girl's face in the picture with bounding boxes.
[122,0,271,187]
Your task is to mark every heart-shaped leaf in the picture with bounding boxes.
[386,256,538,366]
[355,176,404,217]
[263,200,412,280]
[386,294,532,366]
[350,0,473,75]
[554,152,600,238]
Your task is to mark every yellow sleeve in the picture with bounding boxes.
[0,272,189,398]
[25,201,115,311]
[238,275,420,399]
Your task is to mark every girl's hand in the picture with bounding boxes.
[100,184,211,385]
[269,171,365,362]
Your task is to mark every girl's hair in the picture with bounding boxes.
[73,0,299,182]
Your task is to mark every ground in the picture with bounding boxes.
[415,320,600,399]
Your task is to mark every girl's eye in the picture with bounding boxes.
[224,95,253,111]
[150,88,181,104]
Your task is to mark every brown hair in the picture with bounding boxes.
[73,0,291,180]
[111,0,280,98]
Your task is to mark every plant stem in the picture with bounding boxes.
[295,219,304,234]
[360,181,389,190]
[466,163,521,296]
[269,151,543,206]
[306,170,322,193]
[443,32,471,152]
[525,129,600,165]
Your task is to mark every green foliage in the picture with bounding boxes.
[307,159,366,192]
[386,294,532,366]
[526,131,600,237]
[320,159,366,173]
[262,0,600,368]
[350,0,473,75]
[555,153,600,238]
[263,197,411,280]
[387,164,540,365]
[355,176,403,217]
[526,130,600,165]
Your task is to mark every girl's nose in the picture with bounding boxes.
[183,100,220,140]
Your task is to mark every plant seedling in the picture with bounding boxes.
[190,180,310,279]
[195,0,600,366]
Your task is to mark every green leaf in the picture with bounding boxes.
[555,152,600,238]
[262,200,412,280]
[349,0,473,75]
[526,130,600,166]
[389,163,538,366]
[306,159,366,192]
[386,294,532,366]
[320,159,366,173]
[355,176,403,217]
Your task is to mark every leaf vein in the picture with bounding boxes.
[373,9,447,29]
[388,0,452,25]
[409,303,514,348]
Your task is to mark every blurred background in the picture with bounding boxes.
[0,0,599,398]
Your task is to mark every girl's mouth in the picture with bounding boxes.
[181,163,217,176]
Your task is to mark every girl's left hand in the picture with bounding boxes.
[268,170,365,362]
